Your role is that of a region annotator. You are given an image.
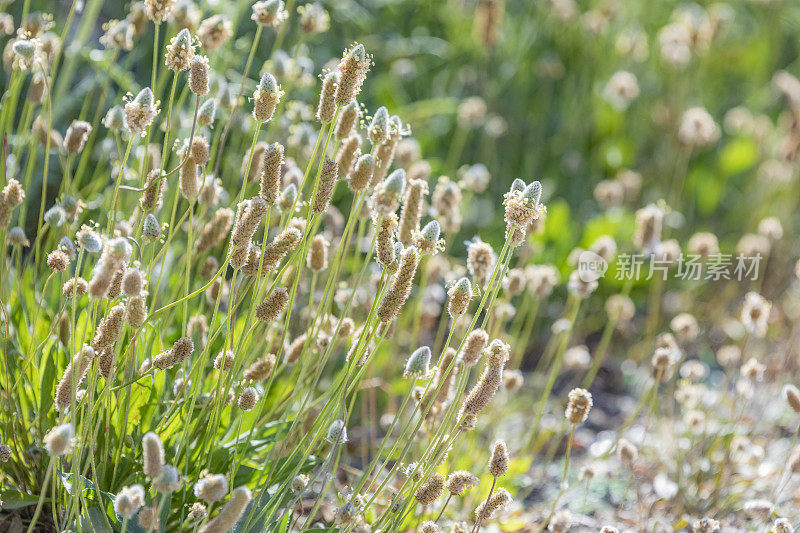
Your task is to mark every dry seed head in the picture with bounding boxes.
[600,527,619,533]
[260,142,284,203]
[459,340,508,422]
[55,345,95,411]
[196,208,234,252]
[741,291,771,338]
[377,245,419,323]
[461,329,489,366]
[336,134,361,177]
[371,168,406,215]
[92,304,126,351]
[47,249,70,272]
[126,294,147,328]
[313,158,339,214]
[189,502,207,522]
[349,153,375,192]
[140,169,165,212]
[197,486,251,533]
[692,518,720,533]
[488,440,509,477]
[565,388,593,424]
[252,0,288,26]
[336,101,360,139]
[308,234,330,271]
[334,43,370,106]
[474,487,511,521]
[467,239,495,286]
[433,347,459,405]
[179,162,201,199]
[238,387,258,411]
[783,384,800,414]
[189,54,210,95]
[122,268,144,296]
[376,213,399,267]
[125,87,159,136]
[145,0,175,22]
[62,277,88,298]
[165,28,194,71]
[189,136,210,165]
[415,473,445,505]
[317,70,338,123]
[789,445,800,474]
[421,522,439,533]
[214,350,235,371]
[617,438,638,465]
[262,227,302,272]
[253,72,283,122]
[198,98,216,126]
[232,198,268,248]
[368,106,390,145]
[197,14,233,51]
[142,432,164,477]
[244,353,276,380]
[773,519,793,533]
[414,220,442,255]
[633,203,663,252]
[256,288,290,323]
[64,120,92,153]
[398,178,428,244]
[7,226,30,247]
[447,277,472,317]
[446,471,478,496]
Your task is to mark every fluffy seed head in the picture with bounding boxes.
[784,384,800,414]
[198,98,216,126]
[47,249,70,272]
[165,28,195,71]
[238,387,258,411]
[317,71,338,123]
[349,153,375,192]
[125,87,159,136]
[488,440,509,477]
[404,346,432,379]
[307,234,330,271]
[194,473,229,503]
[64,120,92,153]
[152,464,181,492]
[415,473,445,505]
[368,106,390,145]
[44,423,75,456]
[335,101,359,139]
[189,54,210,95]
[377,245,419,323]
[326,419,348,444]
[565,388,593,424]
[256,288,289,322]
[244,353,276,380]
[313,158,339,214]
[461,329,489,366]
[253,72,283,122]
[446,471,478,496]
[335,44,370,106]
[142,432,165,477]
[447,277,472,317]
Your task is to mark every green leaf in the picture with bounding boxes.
[0,490,48,509]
